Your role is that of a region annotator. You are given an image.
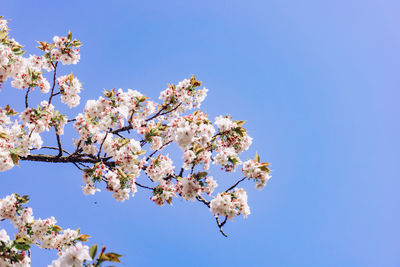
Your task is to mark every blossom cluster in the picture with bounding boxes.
[0,229,31,267]
[82,163,140,202]
[0,17,82,92]
[242,157,271,189]
[145,155,174,183]
[176,175,218,201]
[73,89,155,156]
[0,16,52,91]
[159,76,208,114]
[20,101,67,135]
[0,194,92,266]
[0,105,44,171]
[57,73,82,108]
[150,181,177,206]
[49,33,81,65]
[48,242,91,267]
[210,188,251,220]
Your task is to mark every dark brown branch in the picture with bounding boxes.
[71,162,84,171]
[196,195,210,208]
[114,132,126,139]
[69,141,82,157]
[157,102,182,118]
[20,154,115,168]
[25,87,31,108]
[135,182,154,190]
[56,133,63,157]
[97,131,110,159]
[215,216,228,237]
[195,195,228,237]
[144,105,166,122]
[190,163,195,175]
[48,61,58,105]
[112,125,132,135]
[145,140,172,161]
[225,177,246,192]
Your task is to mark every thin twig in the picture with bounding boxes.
[114,132,126,139]
[195,195,228,237]
[215,216,228,237]
[157,102,182,117]
[225,177,246,192]
[145,140,172,161]
[135,182,154,190]
[145,105,166,122]
[35,146,71,155]
[190,163,195,175]
[71,162,84,171]
[97,131,110,159]
[48,61,58,104]
[196,195,210,208]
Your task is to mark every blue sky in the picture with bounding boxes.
[1,1,400,266]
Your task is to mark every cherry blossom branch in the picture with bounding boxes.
[112,102,182,135]
[0,15,270,251]
[145,102,182,122]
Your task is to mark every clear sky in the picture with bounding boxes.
[1,1,399,266]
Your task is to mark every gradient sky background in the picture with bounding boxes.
[1,1,399,266]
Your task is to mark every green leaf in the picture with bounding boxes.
[13,237,32,251]
[77,234,91,242]
[0,132,8,139]
[9,150,20,166]
[89,244,98,260]
[51,225,62,233]
[235,120,246,127]
[19,195,30,204]
[67,30,73,41]
[136,150,146,156]
[13,49,26,56]
[196,171,208,179]
[259,163,270,172]
[254,152,260,163]
[104,252,123,263]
